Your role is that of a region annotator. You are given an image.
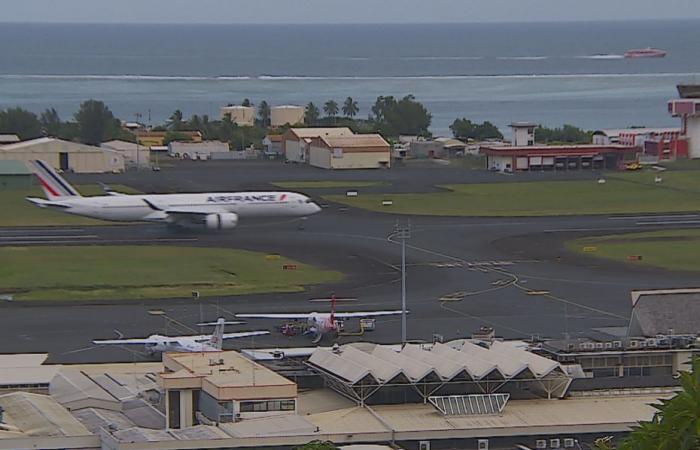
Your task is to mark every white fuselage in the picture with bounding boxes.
[145,336,219,353]
[53,191,321,222]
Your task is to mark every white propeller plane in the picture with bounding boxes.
[235,296,405,343]
[26,160,321,229]
[92,318,269,354]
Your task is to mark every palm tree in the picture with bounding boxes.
[342,97,359,118]
[304,102,320,126]
[323,100,339,122]
[167,110,184,131]
[242,98,252,107]
[258,100,271,128]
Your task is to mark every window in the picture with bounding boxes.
[419,441,430,450]
[240,399,296,413]
[535,440,547,449]
[477,439,489,450]
[564,438,575,448]
[550,438,561,448]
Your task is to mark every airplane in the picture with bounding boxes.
[235,296,405,343]
[26,160,321,229]
[92,317,269,354]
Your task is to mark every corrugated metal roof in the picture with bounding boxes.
[629,288,700,336]
[0,392,93,437]
[0,353,48,367]
[0,366,60,386]
[0,160,31,175]
[290,127,353,139]
[321,134,390,148]
[220,414,317,438]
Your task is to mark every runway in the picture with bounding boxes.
[2,200,699,363]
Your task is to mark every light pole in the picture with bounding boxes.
[134,112,143,171]
[393,221,411,347]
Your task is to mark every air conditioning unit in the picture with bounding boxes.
[419,441,430,450]
[564,438,575,448]
[477,439,489,450]
[550,438,561,448]
[536,439,547,449]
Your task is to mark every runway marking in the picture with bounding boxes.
[635,220,700,226]
[609,214,698,220]
[545,226,644,233]
[0,238,198,245]
[0,235,98,240]
[0,228,87,234]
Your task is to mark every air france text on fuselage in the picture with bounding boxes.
[206,194,285,203]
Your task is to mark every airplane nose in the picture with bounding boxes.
[310,202,322,214]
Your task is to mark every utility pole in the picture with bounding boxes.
[393,221,411,347]
[134,112,143,171]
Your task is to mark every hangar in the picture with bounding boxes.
[480,144,640,172]
[0,138,125,173]
[628,288,700,337]
[0,160,33,190]
[309,134,391,169]
[282,127,353,163]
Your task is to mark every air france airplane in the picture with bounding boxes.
[26,160,321,229]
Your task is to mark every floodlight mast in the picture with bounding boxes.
[393,221,411,347]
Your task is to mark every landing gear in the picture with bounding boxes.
[298,217,308,231]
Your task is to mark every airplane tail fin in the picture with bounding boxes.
[30,160,82,201]
[209,318,225,350]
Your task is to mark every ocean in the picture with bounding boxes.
[1,21,699,136]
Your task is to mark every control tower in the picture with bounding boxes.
[669,84,700,158]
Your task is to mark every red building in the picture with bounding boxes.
[480,144,640,172]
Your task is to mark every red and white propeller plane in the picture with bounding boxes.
[235,296,404,343]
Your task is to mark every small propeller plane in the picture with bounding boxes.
[92,318,269,354]
[235,296,405,343]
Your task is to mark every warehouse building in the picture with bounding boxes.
[262,134,284,157]
[628,288,700,337]
[0,160,33,190]
[136,130,203,148]
[309,134,391,169]
[220,105,255,126]
[0,138,124,173]
[283,127,353,163]
[101,140,151,168]
[481,144,639,172]
[271,105,305,127]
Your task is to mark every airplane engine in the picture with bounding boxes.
[204,213,239,230]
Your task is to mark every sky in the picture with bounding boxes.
[3,0,700,24]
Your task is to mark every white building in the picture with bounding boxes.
[220,105,256,126]
[282,127,354,163]
[510,122,537,146]
[101,140,151,168]
[270,105,305,127]
[0,137,124,173]
[168,141,230,160]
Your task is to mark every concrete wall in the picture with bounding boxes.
[309,145,331,169]
[285,140,304,162]
[688,116,700,158]
[330,151,391,169]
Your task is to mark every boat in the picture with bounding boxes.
[624,48,667,58]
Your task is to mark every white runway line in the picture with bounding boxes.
[635,220,700,226]
[0,235,98,240]
[0,228,86,234]
[609,214,698,221]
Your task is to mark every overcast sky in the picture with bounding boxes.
[4,0,700,24]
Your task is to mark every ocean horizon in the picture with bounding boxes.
[1,20,698,136]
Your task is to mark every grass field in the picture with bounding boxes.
[326,171,700,217]
[0,245,342,301]
[272,180,387,189]
[567,229,700,272]
[0,185,139,227]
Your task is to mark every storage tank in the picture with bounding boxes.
[271,105,305,127]
[220,105,255,126]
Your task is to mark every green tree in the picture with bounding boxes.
[258,100,271,128]
[450,118,503,141]
[304,102,320,125]
[342,97,359,118]
[167,110,184,131]
[371,95,431,137]
[39,108,62,137]
[242,98,252,107]
[323,100,339,120]
[0,107,42,140]
[294,440,338,450]
[73,99,122,145]
[535,124,591,144]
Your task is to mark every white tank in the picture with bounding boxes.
[271,105,305,127]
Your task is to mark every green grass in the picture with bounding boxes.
[0,245,342,301]
[0,185,139,227]
[272,180,387,189]
[326,171,700,217]
[567,229,700,272]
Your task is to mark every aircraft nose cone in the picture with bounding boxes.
[310,202,322,214]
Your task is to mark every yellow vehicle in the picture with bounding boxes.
[625,162,642,171]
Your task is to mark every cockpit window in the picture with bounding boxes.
[305,199,314,203]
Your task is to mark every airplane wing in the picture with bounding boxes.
[236,313,313,320]
[142,198,229,216]
[222,331,270,339]
[93,338,157,345]
[334,310,405,319]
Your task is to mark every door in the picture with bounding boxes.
[59,152,69,171]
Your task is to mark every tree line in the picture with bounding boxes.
[0,96,594,149]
